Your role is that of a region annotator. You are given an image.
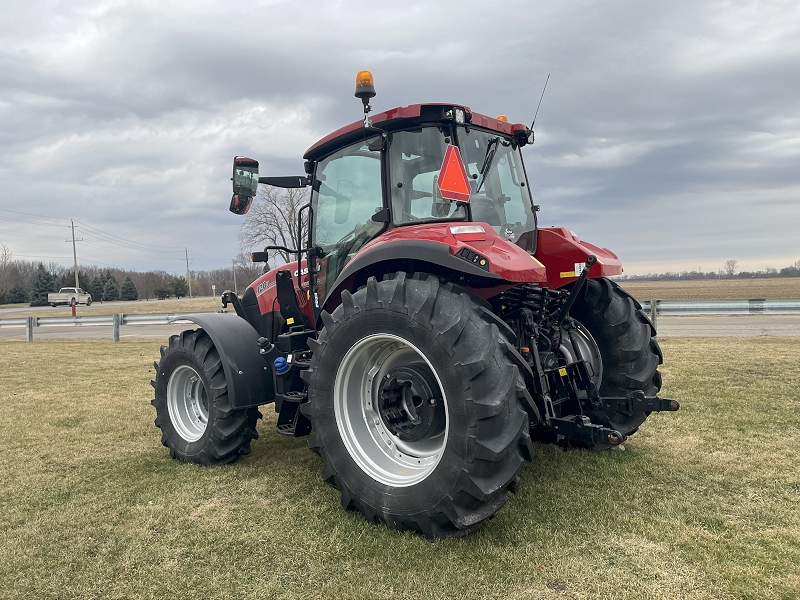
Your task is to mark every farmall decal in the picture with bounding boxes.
[256,280,276,296]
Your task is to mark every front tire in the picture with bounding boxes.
[151,329,261,466]
[303,273,533,540]
[570,278,663,436]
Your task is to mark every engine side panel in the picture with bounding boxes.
[245,262,313,337]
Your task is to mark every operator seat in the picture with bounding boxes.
[469,195,501,226]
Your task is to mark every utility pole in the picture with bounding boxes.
[232,259,238,295]
[185,247,193,299]
[66,219,83,288]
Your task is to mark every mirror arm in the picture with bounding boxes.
[262,245,298,255]
[258,176,310,188]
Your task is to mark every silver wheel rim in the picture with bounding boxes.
[334,333,448,487]
[559,322,603,386]
[167,364,209,442]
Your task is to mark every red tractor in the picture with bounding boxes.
[151,72,678,540]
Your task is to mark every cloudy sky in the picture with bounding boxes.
[1,0,798,276]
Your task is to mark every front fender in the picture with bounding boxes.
[170,313,274,409]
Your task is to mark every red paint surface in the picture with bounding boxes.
[533,227,623,289]
[304,103,528,159]
[356,223,547,283]
[247,260,313,321]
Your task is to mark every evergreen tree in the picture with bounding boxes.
[7,285,29,304]
[60,269,92,291]
[90,278,104,302]
[102,278,120,301]
[30,263,56,306]
[172,276,189,298]
[120,277,138,301]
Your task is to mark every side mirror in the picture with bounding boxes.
[231,156,259,215]
[229,194,253,215]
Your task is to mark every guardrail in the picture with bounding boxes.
[2,299,800,342]
[0,313,201,342]
[640,298,800,328]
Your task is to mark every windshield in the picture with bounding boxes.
[457,126,537,251]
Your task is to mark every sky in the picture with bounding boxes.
[0,0,798,276]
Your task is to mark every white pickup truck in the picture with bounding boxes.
[48,287,92,307]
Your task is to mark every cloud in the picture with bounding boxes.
[0,0,798,276]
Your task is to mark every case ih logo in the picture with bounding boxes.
[256,280,275,296]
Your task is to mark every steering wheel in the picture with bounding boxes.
[498,223,525,243]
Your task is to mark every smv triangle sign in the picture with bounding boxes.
[437,145,471,202]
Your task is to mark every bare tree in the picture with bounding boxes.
[0,244,12,298]
[794,259,800,271]
[724,259,738,277]
[234,251,265,286]
[238,186,310,265]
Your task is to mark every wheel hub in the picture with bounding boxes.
[166,364,209,442]
[377,366,443,442]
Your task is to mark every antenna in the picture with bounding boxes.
[530,73,550,129]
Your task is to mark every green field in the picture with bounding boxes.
[1,337,799,599]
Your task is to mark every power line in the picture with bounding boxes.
[0,215,69,227]
[12,253,126,268]
[0,207,69,220]
[74,220,184,252]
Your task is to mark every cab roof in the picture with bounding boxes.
[303,103,529,161]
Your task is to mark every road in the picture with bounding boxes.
[2,314,800,341]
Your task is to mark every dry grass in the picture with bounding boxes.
[0,337,799,599]
[1,297,222,319]
[618,277,800,300]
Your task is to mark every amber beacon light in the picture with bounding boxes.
[355,70,376,100]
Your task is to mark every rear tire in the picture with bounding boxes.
[302,273,533,540]
[86,297,92,306]
[151,328,261,466]
[570,278,663,436]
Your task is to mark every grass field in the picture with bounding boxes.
[617,277,800,300]
[1,337,798,598]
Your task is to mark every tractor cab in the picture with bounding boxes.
[303,84,540,304]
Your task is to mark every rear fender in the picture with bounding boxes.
[170,313,274,409]
[321,223,548,316]
[534,227,623,289]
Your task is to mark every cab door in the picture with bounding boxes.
[311,138,385,306]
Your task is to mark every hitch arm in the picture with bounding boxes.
[600,390,680,416]
[547,415,625,450]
